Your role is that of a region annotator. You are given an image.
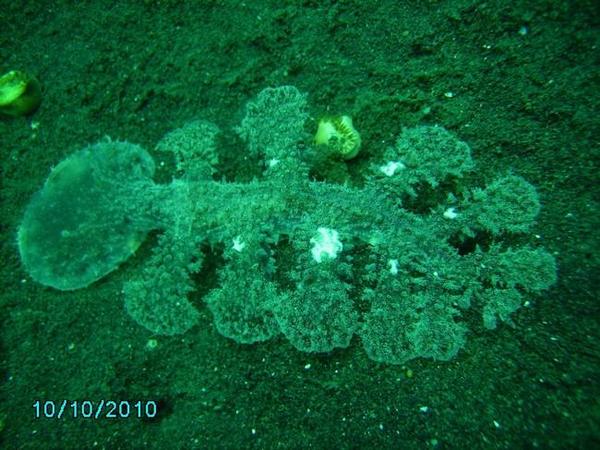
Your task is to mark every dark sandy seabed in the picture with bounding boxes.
[0,1,598,449]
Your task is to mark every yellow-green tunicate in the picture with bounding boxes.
[0,70,42,117]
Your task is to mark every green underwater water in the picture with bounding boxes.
[1,1,598,449]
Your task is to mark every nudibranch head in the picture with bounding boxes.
[314,115,361,160]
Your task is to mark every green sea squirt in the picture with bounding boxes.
[0,70,42,117]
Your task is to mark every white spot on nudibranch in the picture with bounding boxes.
[232,236,246,252]
[443,207,458,219]
[310,227,343,263]
[379,161,405,177]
